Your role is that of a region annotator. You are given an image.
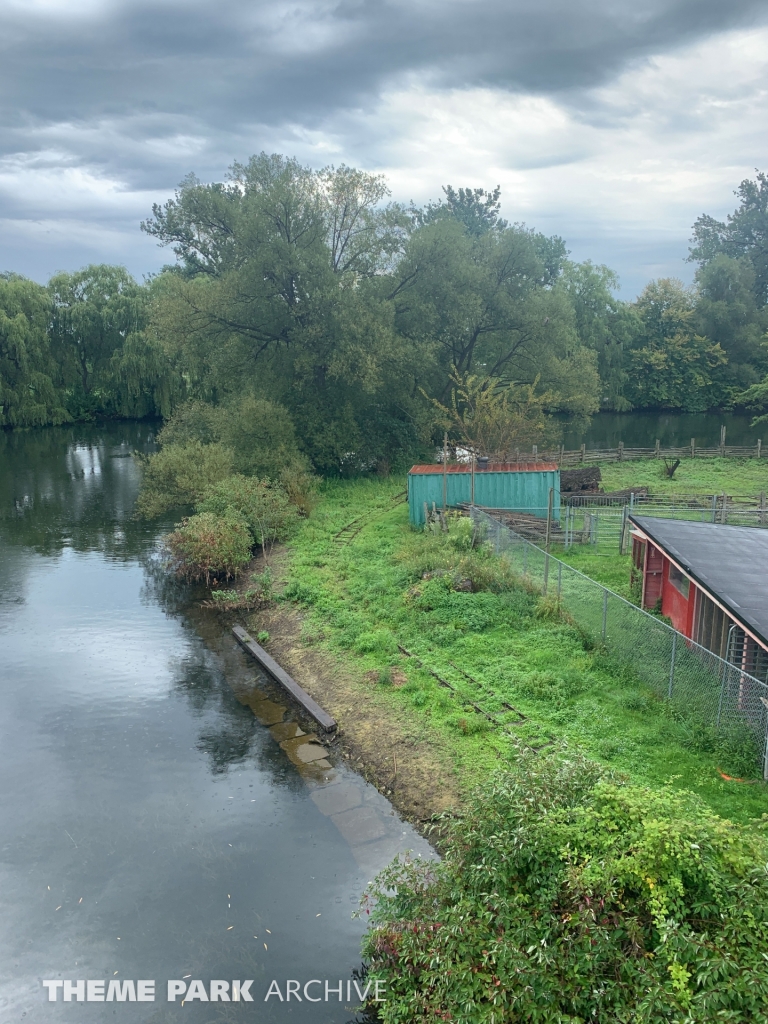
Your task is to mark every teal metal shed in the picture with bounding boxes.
[407,462,560,526]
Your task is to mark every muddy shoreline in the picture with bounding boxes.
[220,549,461,837]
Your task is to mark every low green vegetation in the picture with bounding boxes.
[160,475,300,582]
[600,456,768,496]
[556,546,635,600]
[282,477,768,822]
[164,510,252,584]
[362,751,768,1023]
[134,441,235,517]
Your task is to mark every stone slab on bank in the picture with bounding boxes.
[232,625,338,733]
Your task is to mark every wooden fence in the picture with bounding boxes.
[518,437,763,466]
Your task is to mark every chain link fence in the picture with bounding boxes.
[477,499,768,554]
[470,506,768,779]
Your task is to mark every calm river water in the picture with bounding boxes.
[0,424,432,1024]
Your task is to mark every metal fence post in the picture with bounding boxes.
[601,589,608,640]
[557,561,562,600]
[668,632,677,699]
[716,668,728,730]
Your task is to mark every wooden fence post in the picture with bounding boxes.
[655,439,660,458]
[580,443,585,463]
[760,491,766,526]
[618,441,624,462]
[691,437,695,459]
[758,439,762,459]
[720,425,726,457]
[442,433,448,513]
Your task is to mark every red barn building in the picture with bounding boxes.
[629,516,768,681]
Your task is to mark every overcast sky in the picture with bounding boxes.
[1,0,767,297]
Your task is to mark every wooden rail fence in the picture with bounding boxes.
[514,437,763,467]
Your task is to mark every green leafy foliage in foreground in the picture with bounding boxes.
[284,478,768,821]
[362,753,768,1023]
[164,510,252,584]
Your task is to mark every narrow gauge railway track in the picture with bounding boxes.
[397,645,555,753]
[333,490,407,546]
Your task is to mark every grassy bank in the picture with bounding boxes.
[260,475,768,826]
[600,455,768,495]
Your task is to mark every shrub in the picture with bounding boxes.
[157,394,313,485]
[195,474,299,548]
[135,441,234,517]
[279,462,320,515]
[250,566,273,602]
[163,511,252,584]
[361,751,768,1023]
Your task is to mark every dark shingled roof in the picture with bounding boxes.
[630,516,768,646]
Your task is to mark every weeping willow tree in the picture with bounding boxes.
[0,274,68,428]
[48,265,181,420]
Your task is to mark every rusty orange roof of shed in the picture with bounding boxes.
[408,462,558,474]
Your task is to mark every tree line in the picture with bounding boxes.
[2,157,768,474]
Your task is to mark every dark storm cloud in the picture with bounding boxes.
[1,0,766,284]
[1,0,766,178]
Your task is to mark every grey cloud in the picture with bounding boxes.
[2,0,766,152]
[0,0,766,284]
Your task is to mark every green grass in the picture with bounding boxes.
[600,456,768,496]
[283,476,768,825]
[557,547,636,600]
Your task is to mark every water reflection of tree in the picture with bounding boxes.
[165,630,307,797]
[0,422,165,558]
[3,425,310,793]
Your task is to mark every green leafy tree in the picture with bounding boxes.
[49,264,150,417]
[626,279,727,410]
[390,216,598,422]
[558,261,640,411]
[689,170,768,306]
[0,274,68,427]
[427,369,556,458]
[694,255,768,391]
[416,185,507,237]
[738,370,768,426]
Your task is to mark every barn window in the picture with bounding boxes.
[669,564,690,598]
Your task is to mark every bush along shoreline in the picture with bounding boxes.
[360,751,768,1023]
